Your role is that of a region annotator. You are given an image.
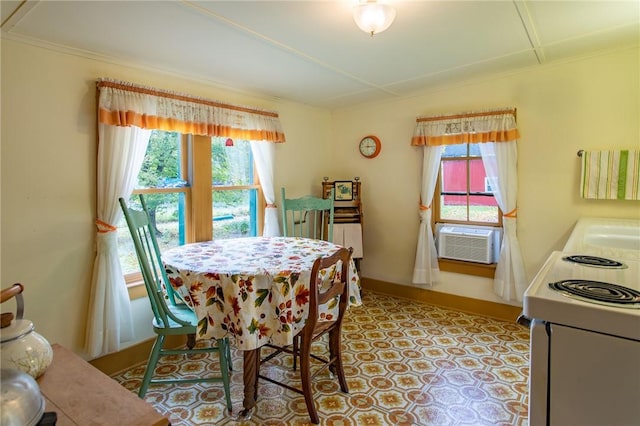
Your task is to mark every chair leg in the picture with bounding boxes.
[217,338,233,412]
[329,329,348,393]
[139,335,165,398]
[299,337,319,424]
[186,333,196,349]
[254,346,261,398]
[292,335,299,371]
[225,337,233,372]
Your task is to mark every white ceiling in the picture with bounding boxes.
[2,1,639,109]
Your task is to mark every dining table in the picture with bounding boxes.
[161,236,362,418]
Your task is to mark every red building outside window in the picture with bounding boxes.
[437,144,500,225]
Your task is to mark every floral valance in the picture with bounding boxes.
[411,108,519,146]
[97,78,286,142]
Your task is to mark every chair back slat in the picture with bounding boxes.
[119,195,190,328]
[281,188,335,241]
[306,247,351,332]
[138,196,180,307]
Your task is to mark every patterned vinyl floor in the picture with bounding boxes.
[112,291,530,425]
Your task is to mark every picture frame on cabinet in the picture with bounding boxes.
[334,181,353,201]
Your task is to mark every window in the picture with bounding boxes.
[117,131,263,287]
[117,131,188,279]
[435,143,501,226]
[433,143,501,276]
[212,138,261,239]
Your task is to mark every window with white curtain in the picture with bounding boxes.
[87,78,283,358]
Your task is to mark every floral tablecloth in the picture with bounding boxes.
[162,237,362,351]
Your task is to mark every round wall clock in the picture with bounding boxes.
[358,135,381,159]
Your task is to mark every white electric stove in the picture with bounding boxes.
[523,251,640,426]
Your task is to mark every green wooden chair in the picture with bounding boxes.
[281,187,335,241]
[119,194,232,409]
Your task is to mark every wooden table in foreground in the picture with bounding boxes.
[37,344,170,426]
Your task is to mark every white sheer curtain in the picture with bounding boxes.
[411,108,526,301]
[85,78,286,358]
[250,141,280,236]
[412,145,442,285]
[85,123,151,358]
[480,142,527,302]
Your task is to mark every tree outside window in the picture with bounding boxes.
[117,131,186,277]
[117,132,262,283]
[211,138,260,239]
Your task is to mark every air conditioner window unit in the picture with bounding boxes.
[438,226,494,264]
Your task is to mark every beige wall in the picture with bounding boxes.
[1,40,330,354]
[331,46,640,300]
[2,38,638,355]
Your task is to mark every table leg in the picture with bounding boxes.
[238,347,261,418]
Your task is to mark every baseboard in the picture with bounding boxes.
[361,277,522,322]
[89,335,184,376]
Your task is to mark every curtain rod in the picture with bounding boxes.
[416,108,517,123]
[97,79,280,118]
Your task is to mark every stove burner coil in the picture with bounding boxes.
[549,279,640,308]
[562,255,626,269]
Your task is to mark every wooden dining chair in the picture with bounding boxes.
[281,187,335,241]
[119,195,232,409]
[258,247,352,424]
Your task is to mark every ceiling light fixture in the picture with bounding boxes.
[353,0,396,37]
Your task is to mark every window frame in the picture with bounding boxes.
[211,138,264,240]
[433,159,503,229]
[123,133,191,288]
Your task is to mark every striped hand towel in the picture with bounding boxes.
[580,150,639,200]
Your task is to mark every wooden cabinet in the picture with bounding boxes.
[322,179,364,262]
[322,179,363,225]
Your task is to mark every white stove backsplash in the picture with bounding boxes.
[564,217,640,261]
